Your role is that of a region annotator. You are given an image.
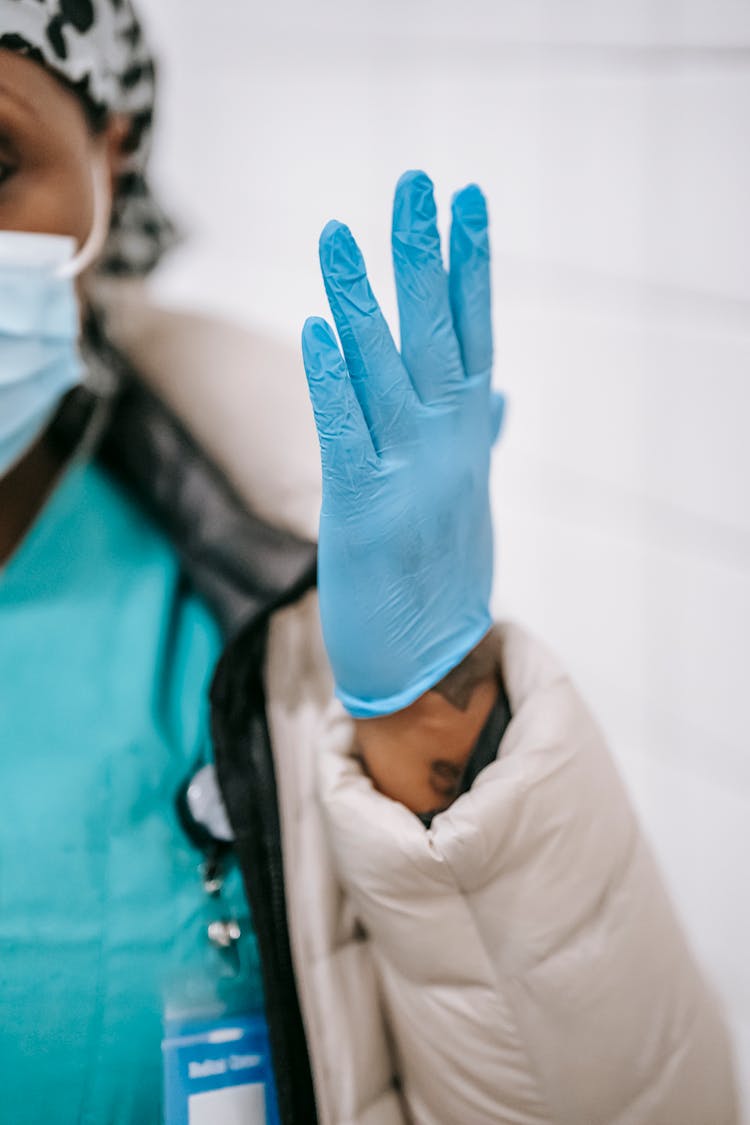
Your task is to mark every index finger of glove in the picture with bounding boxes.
[319,220,416,453]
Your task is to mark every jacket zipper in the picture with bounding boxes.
[210,618,319,1125]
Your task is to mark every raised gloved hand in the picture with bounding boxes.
[301,170,504,718]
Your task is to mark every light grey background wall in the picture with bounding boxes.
[138,0,750,1111]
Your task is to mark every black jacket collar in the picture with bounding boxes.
[50,312,318,638]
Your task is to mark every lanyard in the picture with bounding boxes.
[166,765,279,1124]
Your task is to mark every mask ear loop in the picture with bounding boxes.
[56,155,112,281]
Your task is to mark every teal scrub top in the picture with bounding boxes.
[0,458,265,1124]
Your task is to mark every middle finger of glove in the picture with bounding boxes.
[391,170,465,405]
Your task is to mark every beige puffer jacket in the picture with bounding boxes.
[104,288,739,1125]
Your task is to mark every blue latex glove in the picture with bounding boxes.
[301,170,505,718]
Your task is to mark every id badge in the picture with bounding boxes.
[164,766,281,1124]
[162,1011,280,1125]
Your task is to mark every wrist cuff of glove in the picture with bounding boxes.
[335,616,494,718]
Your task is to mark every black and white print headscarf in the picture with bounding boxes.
[0,0,177,276]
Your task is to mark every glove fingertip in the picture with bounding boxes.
[393,169,438,236]
[302,314,337,347]
[451,183,488,225]
[395,168,434,195]
[318,219,359,277]
[319,218,347,246]
[301,316,339,373]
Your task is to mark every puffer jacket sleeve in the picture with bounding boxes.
[317,621,739,1125]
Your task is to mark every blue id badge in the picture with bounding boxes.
[162,1011,280,1125]
[163,764,286,1125]
[160,811,281,1125]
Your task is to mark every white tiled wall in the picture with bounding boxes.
[139,1,750,1112]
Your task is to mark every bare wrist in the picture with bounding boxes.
[354,637,501,815]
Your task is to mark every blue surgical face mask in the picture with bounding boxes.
[0,157,111,480]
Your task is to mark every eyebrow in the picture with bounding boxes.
[0,81,39,120]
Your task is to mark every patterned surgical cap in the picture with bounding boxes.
[0,0,177,276]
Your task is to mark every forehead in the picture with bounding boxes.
[0,49,89,128]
